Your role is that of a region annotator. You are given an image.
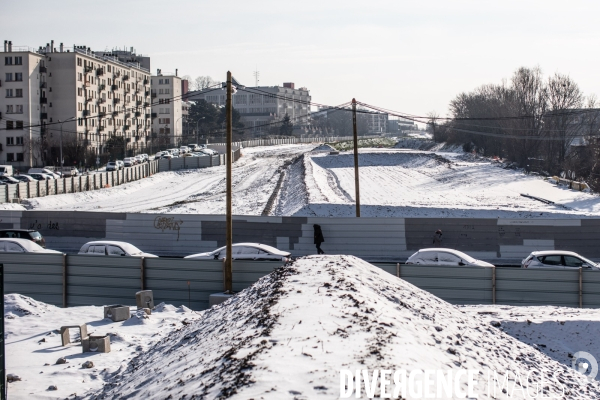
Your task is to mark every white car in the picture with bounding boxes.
[180,146,190,154]
[0,238,61,254]
[522,251,599,270]
[184,243,290,261]
[405,248,495,267]
[78,241,158,258]
[28,168,60,179]
[199,148,217,156]
[123,157,135,167]
[116,160,125,169]
[106,161,119,171]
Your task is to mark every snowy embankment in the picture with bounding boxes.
[7,256,596,399]
[18,144,311,214]
[274,148,600,218]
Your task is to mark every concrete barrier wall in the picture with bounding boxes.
[3,253,600,310]
[1,211,600,263]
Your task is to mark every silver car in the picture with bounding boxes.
[522,251,598,270]
[405,248,495,267]
[184,243,290,261]
[78,241,158,258]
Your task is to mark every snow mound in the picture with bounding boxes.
[87,256,600,399]
[4,294,57,318]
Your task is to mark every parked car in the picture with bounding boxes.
[78,241,158,257]
[522,251,599,270]
[0,165,14,176]
[28,168,60,179]
[0,176,20,184]
[0,229,46,248]
[123,157,135,167]
[141,154,149,162]
[180,146,191,154]
[0,238,60,254]
[116,160,125,169]
[184,243,291,261]
[160,153,173,159]
[29,173,53,181]
[192,152,209,157]
[106,161,119,171]
[405,248,495,267]
[155,151,165,158]
[59,167,79,177]
[200,148,217,156]
[187,144,199,151]
[168,148,180,157]
[13,174,36,183]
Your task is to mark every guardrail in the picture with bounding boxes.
[3,253,599,310]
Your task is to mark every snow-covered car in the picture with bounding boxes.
[0,238,60,254]
[28,168,59,179]
[0,176,20,184]
[78,241,158,258]
[29,173,53,181]
[160,153,173,159]
[405,248,495,267]
[155,151,165,158]
[13,174,36,183]
[199,148,217,156]
[180,146,190,154]
[184,243,291,262]
[192,152,209,157]
[522,251,599,270]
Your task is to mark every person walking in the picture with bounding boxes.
[432,229,443,246]
[314,224,325,254]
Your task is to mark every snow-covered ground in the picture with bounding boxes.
[7,256,600,399]
[12,142,600,218]
[275,148,600,218]
[19,144,311,215]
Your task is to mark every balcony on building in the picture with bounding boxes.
[99,84,106,91]
[113,98,121,104]
[124,125,130,130]
[135,111,141,117]
[99,111,106,118]
[40,97,48,104]
[99,126,105,132]
[84,65,94,74]
[125,112,131,118]
[40,112,48,119]
[98,98,105,104]
[112,111,119,116]
[151,112,157,119]
[136,100,142,106]
[143,78,149,85]
[144,102,150,107]
[40,82,47,89]
[111,84,118,90]
[151,92,157,98]
[123,75,130,81]
[145,90,150,97]
[82,110,90,116]
[96,68,104,76]
[39,66,47,73]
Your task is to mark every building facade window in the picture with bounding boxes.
[15,89,22,97]
[15,73,22,81]
[16,153,24,162]
[6,153,14,162]
[16,121,23,130]
[5,105,13,114]
[5,89,13,97]
[6,137,14,145]
[5,73,13,81]
[4,57,12,65]
[14,57,22,65]
[16,137,23,145]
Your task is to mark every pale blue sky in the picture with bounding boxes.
[4,0,600,117]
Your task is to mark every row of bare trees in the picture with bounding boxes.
[432,66,600,189]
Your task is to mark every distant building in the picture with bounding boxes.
[151,70,182,147]
[187,82,311,135]
[0,39,151,168]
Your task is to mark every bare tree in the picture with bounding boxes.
[192,76,217,91]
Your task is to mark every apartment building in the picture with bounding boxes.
[0,39,151,169]
[0,41,45,168]
[187,82,311,135]
[151,71,182,147]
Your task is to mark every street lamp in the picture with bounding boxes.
[58,117,76,170]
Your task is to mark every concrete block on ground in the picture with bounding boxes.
[60,324,88,346]
[82,335,111,353]
[209,292,233,307]
[103,304,131,322]
[135,290,154,309]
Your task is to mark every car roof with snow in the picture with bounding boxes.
[216,243,290,255]
[80,241,144,254]
[0,238,48,252]
[531,250,585,257]
[412,248,477,262]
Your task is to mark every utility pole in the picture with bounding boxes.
[352,98,361,217]
[224,71,233,293]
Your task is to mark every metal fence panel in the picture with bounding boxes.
[145,258,223,310]
[2,253,63,306]
[158,159,170,172]
[495,268,579,306]
[232,260,282,291]
[171,158,185,171]
[66,255,142,306]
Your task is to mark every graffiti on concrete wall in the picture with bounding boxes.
[154,216,184,241]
